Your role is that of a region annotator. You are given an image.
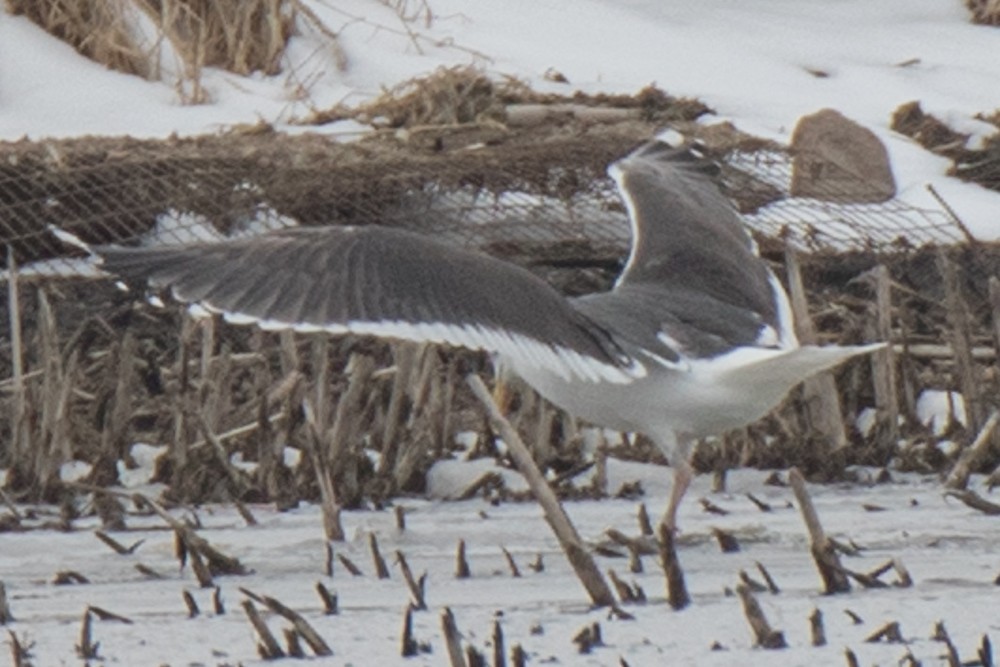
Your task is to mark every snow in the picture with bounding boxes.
[916,389,968,436]
[6,468,1000,665]
[1,1,999,236]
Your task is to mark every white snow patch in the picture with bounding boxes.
[283,446,302,469]
[426,458,529,499]
[58,460,92,483]
[916,389,967,435]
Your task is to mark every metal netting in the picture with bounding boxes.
[0,127,968,283]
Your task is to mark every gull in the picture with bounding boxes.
[81,137,881,532]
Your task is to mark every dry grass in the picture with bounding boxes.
[967,0,1000,25]
[4,0,297,103]
[4,0,151,77]
[135,0,295,76]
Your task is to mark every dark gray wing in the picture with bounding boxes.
[606,141,793,355]
[95,226,639,383]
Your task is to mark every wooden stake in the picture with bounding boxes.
[938,251,983,431]
[501,546,521,578]
[736,583,786,649]
[396,550,427,610]
[242,599,284,659]
[76,609,99,659]
[785,243,848,451]
[456,539,471,579]
[370,533,390,579]
[316,582,338,615]
[183,590,200,618]
[0,581,12,624]
[637,503,654,536]
[401,606,418,657]
[493,620,506,667]
[6,248,28,467]
[658,524,690,610]
[947,410,999,489]
[810,608,826,646]
[789,468,850,594]
[870,265,899,443]
[441,607,466,667]
[467,373,617,609]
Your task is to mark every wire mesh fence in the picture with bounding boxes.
[0,127,968,283]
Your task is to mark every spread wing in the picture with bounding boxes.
[94,225,639,383]
[599,141,795,357]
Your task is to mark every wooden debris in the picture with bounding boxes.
[529,553,544,573]
[938,252,984,432]
[627,545,643,574]
[870,264,900,444]
[134,563,164,579]
[810,608,826,646]
[213,586,225,615]
[605,528,658,556]
[401,606,418,657]
[441,607,465,667]
[637,503,654,536]
[87,605,133,624]
[251,590,333,657]
[945,489,1000,515]
[7,629,32,667]
[53,571,89,585]
[493,620,506,667]
[573,622,604,654]
[746,493,773,512]
[94,530,144,555]
[456,539,471,579]
[0,582,12,625]
[337,552,363,576]
[608,570,645,604]
[395,505,407,532]
[511,643,527,667]
[755,562,780,594]
[501,547,521,578]
[76,609,99,660]
[932,621,962,666]
[865,620,904,643]
[844,609,864,625]
[735,583,786,649]
[234,500,258,527]
[370,533,391,580]
[242,599,284,660]
[396,550,427,610]
[738,570,769,593]
[845,647,860,667]
[658,524,690,610]
[316,582,338,615]
[712,527,741,553]
[187,542,215,588]
[785,242,848,451]
[980,634,994,667]
[284,628,305,658]
[701,498,729,516]
[183,590,199,618]
[467,374,618,609]
[945,410,1000,490]
[789,468,850,594]
[466,644,487,667]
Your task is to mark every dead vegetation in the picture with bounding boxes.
[967,0,1000,25]
[4,0,297,103]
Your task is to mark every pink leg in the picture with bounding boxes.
[662,457,693,532]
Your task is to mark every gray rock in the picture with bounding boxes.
[790,108,896,203]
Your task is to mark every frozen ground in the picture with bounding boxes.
[4,463,1000,666]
